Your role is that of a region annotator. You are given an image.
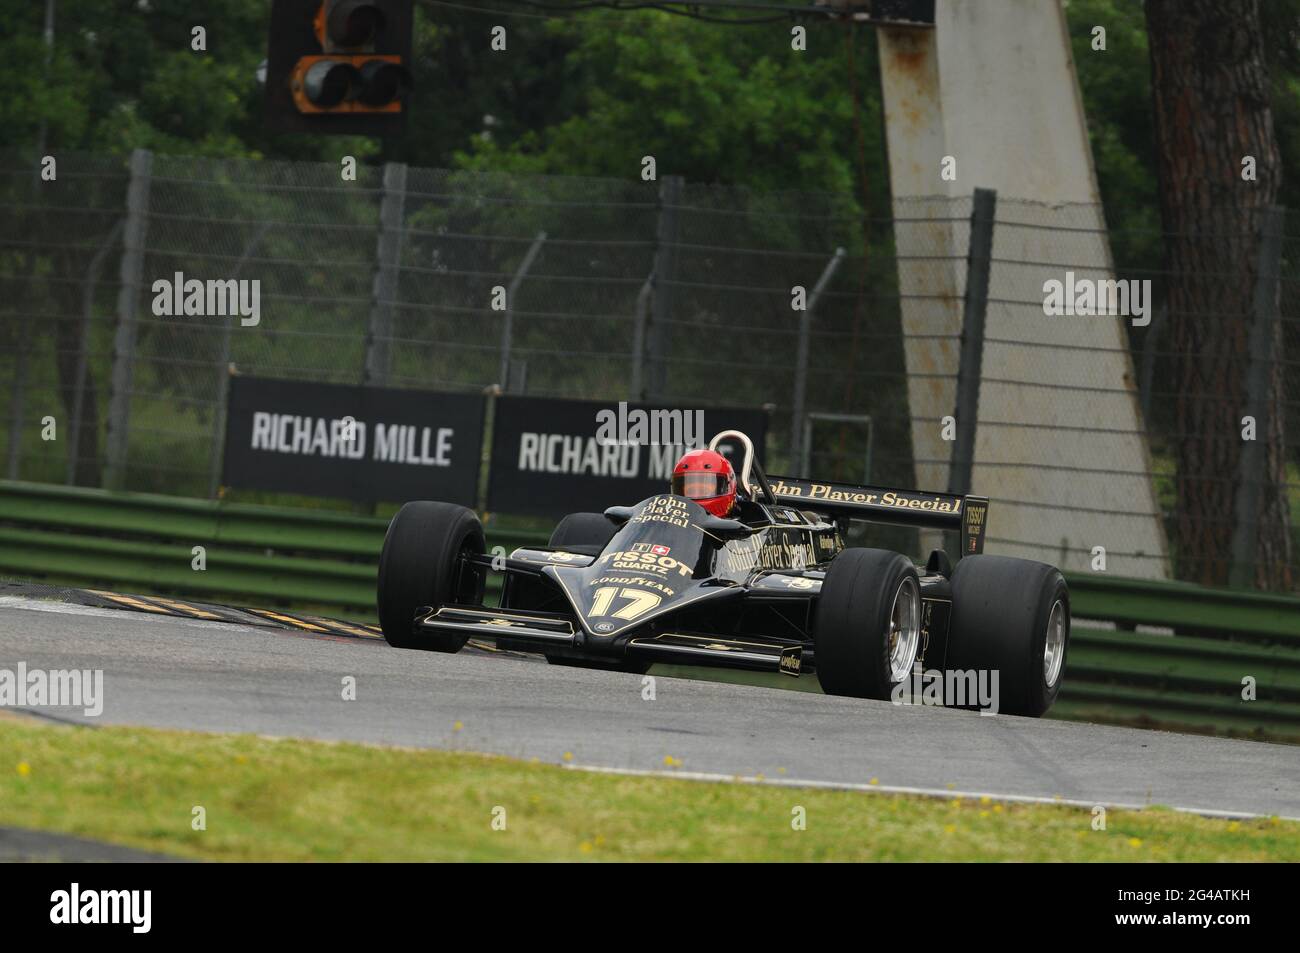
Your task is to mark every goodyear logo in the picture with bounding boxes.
[588,575,676,597]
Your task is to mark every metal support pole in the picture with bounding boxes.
[33,0,55,185]
[630,275,652,400]
[1138,303,1165,425]
[505,359,529,394]
[790,246,846,474]
[207,222,270,498]
[1229,205,1284,589]
[947,187,996,497]
[67,218,124,484]
[13,0,56,476]
[498,230,546,389]
[364,162,407,387]
[5,343,28,480]
[645,175,683,401]
[103,148,153,490]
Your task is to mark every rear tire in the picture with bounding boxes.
[377,501,485,651]
[815,548,921,700]
[946,555,1069,717]
[548,512,616,556]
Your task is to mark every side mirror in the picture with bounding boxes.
[603,506,635,526]
[700,515,758,541]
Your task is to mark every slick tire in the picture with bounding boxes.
[946,555,1069,717]
[548,512,616,556]
[815,548,921,701]
[377,501,485,651]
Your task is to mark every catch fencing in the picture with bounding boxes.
[2,150,1299,591]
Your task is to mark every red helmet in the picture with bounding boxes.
[671,448,737,518]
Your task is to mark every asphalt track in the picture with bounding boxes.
[1,596,1298,819]
[0,826,188,862]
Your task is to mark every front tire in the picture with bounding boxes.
[377,501,485,651]
[815,548,921,700]
[946,555,1069,717]
[548,512,616,556]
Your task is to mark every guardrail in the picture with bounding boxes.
[1,480,1297,742]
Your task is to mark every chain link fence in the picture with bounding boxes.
[2,150,1297,590]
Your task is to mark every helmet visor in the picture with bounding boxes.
[672,471,730,500]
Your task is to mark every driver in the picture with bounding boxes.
[670,448,737,518]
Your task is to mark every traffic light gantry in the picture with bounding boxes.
[265,1,413,136]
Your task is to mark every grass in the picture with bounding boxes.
[1,717,1296,862]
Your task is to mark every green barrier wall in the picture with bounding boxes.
[2,480,1296,741]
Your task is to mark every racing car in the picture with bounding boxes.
[377,431,1070,716]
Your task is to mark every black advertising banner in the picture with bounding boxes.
[221,376,485,505]
[487,396,768,518]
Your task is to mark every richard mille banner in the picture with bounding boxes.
[487,396,769,518]
[221,376,485,504]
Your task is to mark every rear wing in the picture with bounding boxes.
[767,476,989,556]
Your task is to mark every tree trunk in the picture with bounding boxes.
[1145,0,1291,588]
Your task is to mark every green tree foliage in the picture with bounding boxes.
[451,15,882,205]
[4,0,1298,210]
[1,3,884,203]
[0,0,375,161]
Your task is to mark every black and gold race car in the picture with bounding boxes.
[377,431,1070,716]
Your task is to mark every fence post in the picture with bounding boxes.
[1138,302,1165,425]
[790,247,846,474]
[1229,205,1284,589]
[629,275,652,400]
[363,161,407,387]
[947,187,996,498]
[206,222,271,498]
[4,341,28,480]
[103,148,153,491]
[68,218,125,485]
[498,230,546,390]
[645,175,683,401]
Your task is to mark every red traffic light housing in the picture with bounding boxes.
[292,55,411,113]
[319,0,388,47]
[266,0,413,135]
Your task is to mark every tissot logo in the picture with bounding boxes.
[49,883,151,934]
